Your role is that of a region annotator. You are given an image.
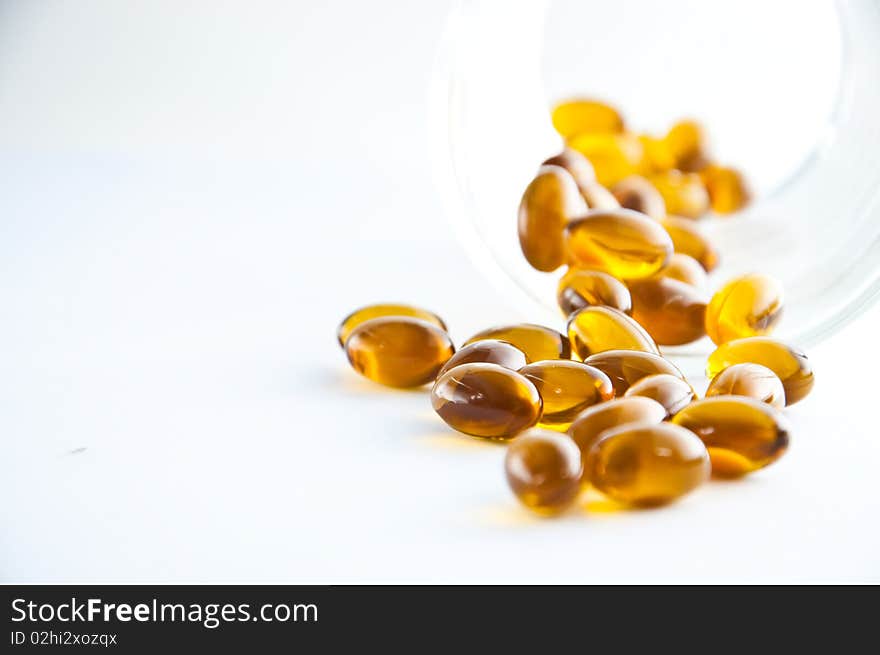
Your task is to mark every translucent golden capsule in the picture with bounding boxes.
[556,268,632,317]
[637,134,676,174]
[568,132,644,187]
[611,175,666,220]
[706,337,813,406]
[586,422,710,506]
[345,317,455,388]
[705,274,784,345]
[337,303,446,347]
[568,396,666,464]
[505,429,583,514]
[565,209,673,280]
[671,395,791,477]
[551,98,625,140]
[628,276,708,346]
[660,215,720,272]
[649,170,710,219]
[624,373,697,419]
[518,165,588,272]
[664,120,708,172]
[583,349,686,396]
[701,164,750,214]
[567,306,659,359]
[705,363,786,409]
[437,339,528,378]
[464,324,571,363]
[431,363,542,440]
[541,150,619,208]
[656,253,708,288]
[519,360,614,431]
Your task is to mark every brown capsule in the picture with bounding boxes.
[656,253,708,288]
[518,165,588,272]
[437,340,528,378]
[345,317,455,388]
[568,132,644,187]
[628,276,708,346]
[649,170,709,219]
[671,395,790,477]
[664,120,708,172]
[660,216,719,272]
[568,396,666,465]
[542,150,619,209]
[611,175,666,220]
[705,363,785,409]
[337,303,447,348]
[431,363,542,440]
[556,268,632,317]
[565,209,673,280]
[464,324,571,363]
[705,274,784,346]
[586,422,710,505]
[624,374,697,419]
[505,429,583,514]
[701,164,750,214]
[567,306,659,359]
[706,337,813,405]
[519,360,614,431]
[584,349,687,396]
[551,99,625,140]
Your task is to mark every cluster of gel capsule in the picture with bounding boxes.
[337,99,814,515]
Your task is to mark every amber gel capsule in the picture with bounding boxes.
[337,303,446,347]
[628,276,708,346]
[624,374,697,419]
[568,396,666,466]
[706,363,785,408]
[519,360,614,431]
[584,349,686,396]
[464,324,571,363]
[661,216,719,272]
[649,170,709,219]
[568,132,644,187]
[556,268,632,317]
[707,337,813,405]
[565,209,673,280]
[505,429,583,514]
[656,253,708,288]
[664,120,708,172]
[586,422,710,506]
[431,363,542,440]
[437,340,528,378]
[567,306,659,359]
[345,317,455,388]
[518,165,588,272]
[672,396,791,477]
[551,98,624,140]
[705,274,784,345]
[701,164,750,214]
[638,134,676,174]
[611,175,666,221]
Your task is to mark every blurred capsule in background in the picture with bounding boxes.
[649,170,710,219]
[612,175,666,220]
[551,98,625,140]
[701,164,750,214]
[568,132,644,187]
[664,119,708,172]
[655,253,708,288]
[661,215,720,272]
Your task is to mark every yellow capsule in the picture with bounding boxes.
[565,209,673,280]
[431,363,542,440]
[671,395,790,477]
[705,363,786,409]
[628,276,708,346]
[637,134,676,174]
[624,373,697,419]
[556,268,632,317]
[519,360,614,431]
[586,422,710,506]
[345,317,455,388]
[568,132,644,187]
[706,337,813,406]
[660,215,720,272]
[664,120,708,172]
[656,253,708,288]
[542,149,619,209]
[568,396,666,464]
[551,98,624,140]
[649,170,710,219]
[701,164,750,214]
[584,349,686,396]
[337,303,446,348]
[705,273,784,345]
[611,175,666,220]
[579,181,621,210]
[437,339,528,378]
[518,165,588,272]
[505,429,583,514]
[464,324,571,363]
[567,306,659,359]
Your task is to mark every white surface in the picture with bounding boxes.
[1,1,878,583]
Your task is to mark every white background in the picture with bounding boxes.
[1,0,878,582]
